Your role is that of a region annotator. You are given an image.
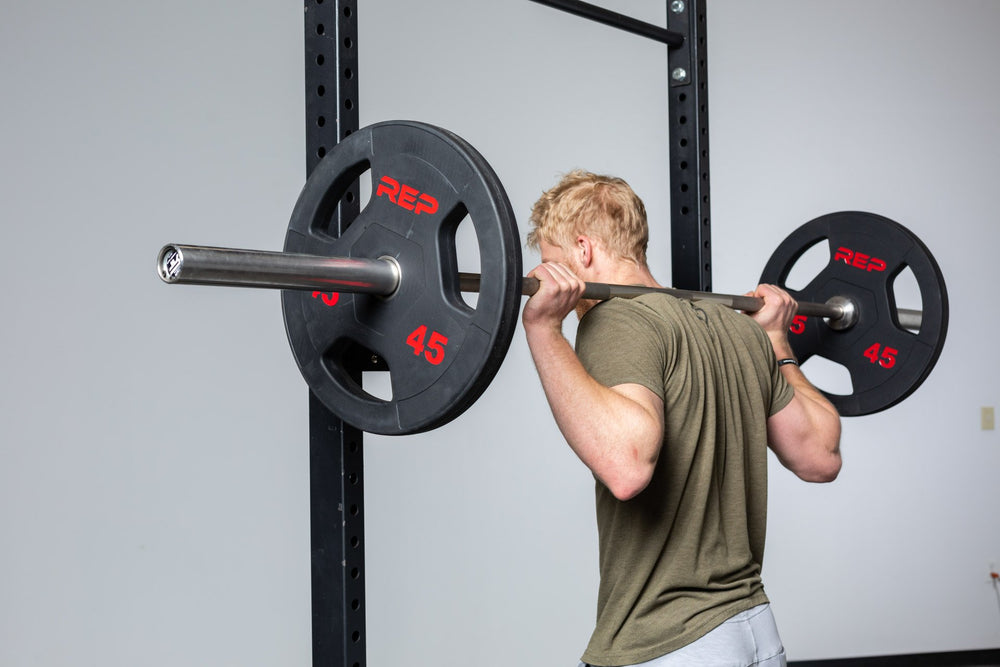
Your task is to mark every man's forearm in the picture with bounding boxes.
[771,338,840,422]
[771,337,843,480]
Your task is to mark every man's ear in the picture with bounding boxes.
[576,235,594,269]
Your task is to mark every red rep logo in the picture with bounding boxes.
[833,246,886,272]
[375,175,439,215]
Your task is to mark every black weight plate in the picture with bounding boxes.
[282,121,522,435]
[760,211,948,416]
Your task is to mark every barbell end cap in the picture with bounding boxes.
[824,295,857,331]
[157,244,184,284]
[375,255,402,299]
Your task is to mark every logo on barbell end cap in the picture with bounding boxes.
[160,248,183,282]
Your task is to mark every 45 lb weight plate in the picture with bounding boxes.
[760,211,948,416]
[282,121,522,435]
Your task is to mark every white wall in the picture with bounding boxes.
[1,1,998,665]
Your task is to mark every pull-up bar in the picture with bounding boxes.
[528,0,686,47]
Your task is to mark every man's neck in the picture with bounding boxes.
[589,261,661,290]
[575,258,662,319]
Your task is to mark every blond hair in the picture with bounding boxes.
[527,170,649,266]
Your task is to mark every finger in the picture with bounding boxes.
[528,262,567,284]
[754,283,777,298]
[756,284,795,307]
[541,261,578,281]
[539,262,585,293]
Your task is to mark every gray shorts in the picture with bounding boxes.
[580,603,786,667]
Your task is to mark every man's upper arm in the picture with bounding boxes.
[605,382,666,498]
[767,391,842,483]
[610,383,665,440]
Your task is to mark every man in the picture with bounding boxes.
[521,170,842,667]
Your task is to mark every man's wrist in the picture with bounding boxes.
[768,335,794,360]
[524,319,565,345]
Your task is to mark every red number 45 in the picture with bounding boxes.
[406,325,449,366]
[863,343,898,369]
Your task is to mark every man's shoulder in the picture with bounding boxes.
[584,293,686,322]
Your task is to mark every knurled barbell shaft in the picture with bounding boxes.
[158,244,923,329]
[464,274,841,318]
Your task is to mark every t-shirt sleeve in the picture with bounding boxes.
[768,351,795,416]
[575,300,669,402]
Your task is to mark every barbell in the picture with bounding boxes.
[157,120,948,434]
[158,245,923,330]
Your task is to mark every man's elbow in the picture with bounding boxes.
[796,448,842,483]
[604,461,656,501]
[590,418,663,501]
[607,475,650,501]
[799,415,842,483]
[797,462,841,483]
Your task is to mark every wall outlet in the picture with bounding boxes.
[982,406,995,431]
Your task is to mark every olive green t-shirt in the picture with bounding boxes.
[575,294,794,666]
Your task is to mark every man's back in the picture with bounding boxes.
[575,294,794,665]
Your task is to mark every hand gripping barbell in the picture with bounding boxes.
[157,121,948,434]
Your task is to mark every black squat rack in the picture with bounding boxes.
[302,1,711,664]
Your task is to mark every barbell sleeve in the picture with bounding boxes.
[158,244,922,330]
[157,244,401,295]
